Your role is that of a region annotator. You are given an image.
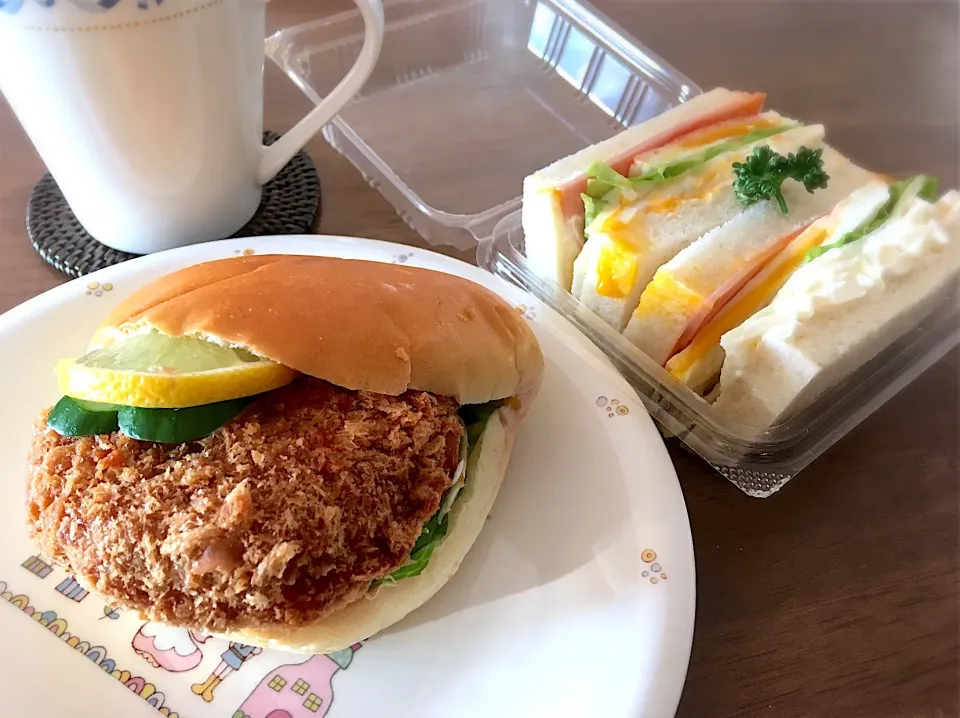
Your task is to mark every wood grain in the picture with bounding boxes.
[0,1,956,717]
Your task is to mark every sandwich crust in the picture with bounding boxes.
[92,255,543,412]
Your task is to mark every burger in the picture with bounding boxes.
[27,254,543,653]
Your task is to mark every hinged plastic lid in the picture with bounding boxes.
[266,0,699,250]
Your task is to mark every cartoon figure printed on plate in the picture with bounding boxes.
[596,396,631,418]
[234,643,361,718]
[192,641,263,702]
[134,621,210,672]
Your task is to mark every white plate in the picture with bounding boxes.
[0,236,695,718]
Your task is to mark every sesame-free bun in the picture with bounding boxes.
[92,254,544,410]
[58,255,543,652]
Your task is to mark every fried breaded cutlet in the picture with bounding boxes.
[27,378,464,633]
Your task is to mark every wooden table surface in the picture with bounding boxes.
[0,1,957,716]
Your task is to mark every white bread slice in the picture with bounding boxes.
[522,187,584,292]
[665,180,893,392]
[621,145,879,364]
[713,190,960,430]
[572,123,825,332]
[522,88,764,290]
[628,111,785,173]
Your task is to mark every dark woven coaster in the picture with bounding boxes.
[27,130,321,278]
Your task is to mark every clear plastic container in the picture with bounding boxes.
[481,212,960,495]
[267,0,960,496]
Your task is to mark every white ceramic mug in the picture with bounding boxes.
[0,0,384,254]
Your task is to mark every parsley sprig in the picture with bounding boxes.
[732,145,830,214]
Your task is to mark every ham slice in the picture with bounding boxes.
[669,224,813,358]
[558,92,766,218]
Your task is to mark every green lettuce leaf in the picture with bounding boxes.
[582,193,603,230]
[804,175,939,263]
[635,123,793,184]
[583,160,637,199]
[582,123,795,235]
[459,399,503,451]
[381,400,503,583]
[387,512,450,581]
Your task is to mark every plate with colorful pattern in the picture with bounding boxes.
[0,236,695,718]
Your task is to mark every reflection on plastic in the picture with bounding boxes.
[527,0,670,125]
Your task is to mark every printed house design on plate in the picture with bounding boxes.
[234,644,360,718]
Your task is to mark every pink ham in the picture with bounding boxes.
[558,92,767,219]
[669,222,814,358]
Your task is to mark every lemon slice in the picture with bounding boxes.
[56,330,296,408]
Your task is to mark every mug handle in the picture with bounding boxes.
[258,0,385,184]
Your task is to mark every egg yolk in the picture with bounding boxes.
[673,116,782,150]
[633,271,705,319]
[596,241,639,298]
[594,212,646,298]
[643,167,726,215]
[666,226,832,379]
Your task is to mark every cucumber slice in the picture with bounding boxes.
[118,396,254,444]
[47,395,119,437]
[805,174,940,262]
[889,174,939,218]
[74,398,120,412]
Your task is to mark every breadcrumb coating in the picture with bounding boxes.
[27,378,463,633]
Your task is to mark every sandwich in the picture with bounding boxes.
[27,254,544,653]
[520,83,959,436]
[571,120,832,332]
[711,177,960,429]
[522,87,768,291]
[665,179,895,393]
[620,146,880,363]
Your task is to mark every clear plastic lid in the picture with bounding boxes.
[266,0,697,250]
[268,0,960,496]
